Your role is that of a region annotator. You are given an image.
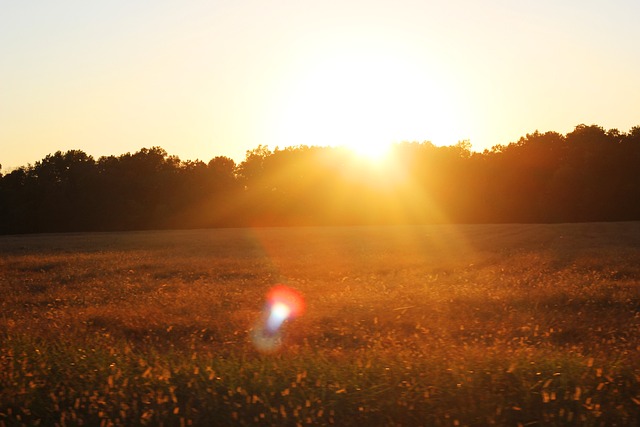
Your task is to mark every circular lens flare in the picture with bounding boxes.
[267,285,305,319]
[252,284,306,353]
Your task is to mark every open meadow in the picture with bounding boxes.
[1,223,639,426]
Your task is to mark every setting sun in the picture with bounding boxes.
[344,139,393,164]
[268,41,468,159]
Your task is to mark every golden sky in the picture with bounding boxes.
[1,0,639,170]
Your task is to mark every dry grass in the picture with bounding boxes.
[1,223,639,426]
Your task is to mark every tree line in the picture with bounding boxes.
[1,124,640,234]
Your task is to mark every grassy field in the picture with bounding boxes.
[1,223,639,426]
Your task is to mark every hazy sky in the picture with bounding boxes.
[2,0,639,170]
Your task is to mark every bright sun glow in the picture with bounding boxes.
[270,44,468,162]
[346,139,393,163]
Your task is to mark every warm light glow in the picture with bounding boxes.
[345,140,393,164]
[270,44,468,160]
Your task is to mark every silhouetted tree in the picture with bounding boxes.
[0,167,33,233]
[26,150,98,231]
[2,124,640,234]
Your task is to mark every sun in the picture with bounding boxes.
[268,44,468,162]
[343,139,393,164]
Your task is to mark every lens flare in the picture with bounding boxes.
[251,284,305,353]
[267,284,305,319]
[267,302,291,332]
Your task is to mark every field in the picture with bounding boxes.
[1,223,639,426]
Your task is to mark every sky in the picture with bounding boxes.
[1,0,639,171]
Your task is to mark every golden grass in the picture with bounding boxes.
[1,223,639,425]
